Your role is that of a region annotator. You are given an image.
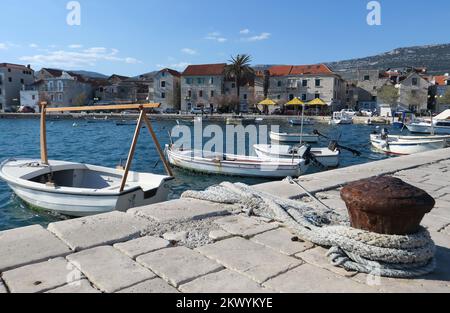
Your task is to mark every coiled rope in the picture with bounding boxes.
[182,181,436,278]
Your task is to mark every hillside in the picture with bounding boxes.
[327,44,450,75]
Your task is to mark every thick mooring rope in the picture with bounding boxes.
[182,181,436,278]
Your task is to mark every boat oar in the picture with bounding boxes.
[313,130,362,156]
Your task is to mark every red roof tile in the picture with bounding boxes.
[268,64,333,76]
[435,75,448,86]
[182,63,226,76]
[160,68,181,77]
[0,63,32,70]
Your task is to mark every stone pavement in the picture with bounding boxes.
[0,148,450,293]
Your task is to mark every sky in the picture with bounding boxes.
[0,0,449,76]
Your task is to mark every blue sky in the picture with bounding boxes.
[0,0,449,76]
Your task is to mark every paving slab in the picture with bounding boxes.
[114,236,171,259]
[296,246,358,278]
[209,230,234,241]
[196,237,302,284]
[421,214,450,232]
[129,199,232,222]
[2,258,82,293]
[263,264,375,293]
[0,280,7,293]
[180,269,270,293]
[0,225,71,272]
[48,211,149,251]
[67,246,155,293]
[46,279,101,293]
[430,231,450,249]
[251,228,314,256]
[137,246,223,287]
[214,215,279,238]
[117,278,179,293]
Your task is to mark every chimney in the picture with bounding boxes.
[27,64,31,69]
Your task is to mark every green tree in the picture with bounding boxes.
[224,54,255,114]
[377,85,399,109]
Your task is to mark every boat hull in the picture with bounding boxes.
[0,159,171,217]
[370,136,446,155]
[270,132,319,143]
[166,147,308,178]
[406,123,450,134]
[254,145,340,168]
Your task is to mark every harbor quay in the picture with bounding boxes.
[0,148,449,293]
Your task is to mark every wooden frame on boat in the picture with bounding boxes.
[39,102,174,192]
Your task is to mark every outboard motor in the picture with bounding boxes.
[328,140,338,152]
[381,128,389,140]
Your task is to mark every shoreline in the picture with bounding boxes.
[0,113,383,125]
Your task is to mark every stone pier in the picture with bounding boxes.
[1,148,450,293]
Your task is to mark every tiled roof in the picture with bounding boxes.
[160,68,181,77]
[182,63,226,76]
[42,68,64,77]
[435,75,448,86]
[268,64,333,76]
[0,63,32,70]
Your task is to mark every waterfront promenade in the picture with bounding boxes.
[0,148,449,293]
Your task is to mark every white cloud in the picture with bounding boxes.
[29,43,39,49]
[205,32,227,43]
[0,43,7,50]
[0,42,19,50]
[242,32,271,42]
[20,47,142,68]
[69,44,83,49]
[240,29,250,34]
[181,48,197,55]
[156,62,191,70]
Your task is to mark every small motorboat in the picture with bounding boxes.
[329,111,353,125]
[365,118,390,125]
[370,129,448,155]
[254,144,340,168]
[0,103,174,217]
[166,145,310,178]
[85,116,111,123]
[270,131,319,143]
[406,110,450,134]
[289,119,314,126]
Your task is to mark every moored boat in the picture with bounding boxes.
[370,133,447,155]
[289,119,314,126]
[329,111,353,125]
[0,159,172,217]
[166,145,310,178]
[254,144,340,168]
[0,103,174,217]
[270,131,319,143]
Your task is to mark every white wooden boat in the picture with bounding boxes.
[289,119,314,126]
[254,144,340,168]
[0,159,172,217]
[370,134,447,155]
[0,103,174,217]
[270,131,319,143]
[390,134,450,142]
[166,145,309,178]
[329,112,353,125]
[406,110,450,134]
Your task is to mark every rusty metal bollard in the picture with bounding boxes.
[341,176,435,235]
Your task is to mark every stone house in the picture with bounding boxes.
[397,72,431,112]
[148,68,181,112]
[265,64,346,111]
[0,63,35,112]
[33,69,94,107]
[181,64,227,112]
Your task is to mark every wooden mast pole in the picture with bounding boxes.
[40,102,48,165]
[142,114,174,177]
[119,109,145,192]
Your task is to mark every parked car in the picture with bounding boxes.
[360,109,374,117]
[163,108,179,114]
[341,109,358,117]
[191,107,205,115]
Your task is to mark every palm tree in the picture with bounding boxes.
[224,54,255,114]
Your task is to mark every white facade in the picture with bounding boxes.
[20,90,40,110]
